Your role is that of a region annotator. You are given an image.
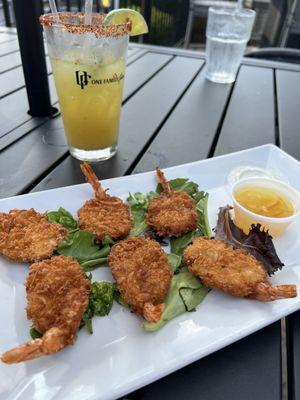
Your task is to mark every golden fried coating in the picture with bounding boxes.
[0,209,67,262]
[108,237,172,322]
[147,168,197,237]
[1,255,91,363]
[184,237,297,301]
[77,162,131,241]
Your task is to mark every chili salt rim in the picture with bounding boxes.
[39,12,131,38]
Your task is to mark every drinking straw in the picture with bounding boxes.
[236,0,243,11]
[84,0,93,25]
[49,0,59,21]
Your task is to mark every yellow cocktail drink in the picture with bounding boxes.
[40,12,130,161]
[51,57,126,151]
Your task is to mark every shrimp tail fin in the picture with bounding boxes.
[252,282,297,301]
[156,168,171,196]
[1,339,44,364]
[81,162,105,200]
[1,327,70,364]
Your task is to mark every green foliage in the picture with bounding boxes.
[166,253,182,273]
[47,207,77,230]
[156,178,199,196]
[144,271,209,331]
[30,327,43,340]
[82,282,115,334]
[48,207,115,271]
[127,191,158,236]
[57,230,110,271]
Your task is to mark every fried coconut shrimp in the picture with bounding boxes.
[184,237,297,301]
[78,162,131,241]
[108,237,172,322]
[147,168,197,237]
[1,255,91,364]
[0,209,67,262]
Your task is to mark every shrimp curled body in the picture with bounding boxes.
[183,237,297,301]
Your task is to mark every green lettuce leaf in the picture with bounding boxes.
[47,207,77,230]
[48,208,114,270]
[30,327,43,340]
[144,271,209,332]
[194,191,211,237]
[156,178,199,196]
[57,229,111,271]
[127,191,158,236]
[166,253,182,273]
[170,231,195,256]
[82,281,115,333]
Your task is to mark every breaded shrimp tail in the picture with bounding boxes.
[156,167,172,196]
[1,256,91,364]
[81,162,106,200]
[1,327,71,364]
[78,163,132,240]
[251,282,297,301]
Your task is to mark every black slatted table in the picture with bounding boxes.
[1,30,300,400]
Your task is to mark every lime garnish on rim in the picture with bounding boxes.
[103,9,148,36]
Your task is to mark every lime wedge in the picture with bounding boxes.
[103,8,149,36]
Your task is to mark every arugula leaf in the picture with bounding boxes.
[156,178,199,196]
[167,253,182,273]
[57,230,111,271]
[215,205,284,275]
[170,231,195,255]
[102,235,115,246]
[57,230,102,262]
[194,191,211,237]
[30,327,43,340]
[81,281,115,333]
[127,191,157,211]
[130,211,149,236]
[144,271,209,332]
[47,207,77,230]
[127,191,158,236]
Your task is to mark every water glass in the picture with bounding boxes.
[205,7,256,84]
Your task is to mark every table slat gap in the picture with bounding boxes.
[273,69,280,147]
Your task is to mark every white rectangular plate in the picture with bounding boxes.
[1,144,300,400]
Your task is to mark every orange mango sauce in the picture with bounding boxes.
[235,186,294,218]
[233,185,295,237]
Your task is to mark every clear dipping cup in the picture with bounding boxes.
[232,177,300,237]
